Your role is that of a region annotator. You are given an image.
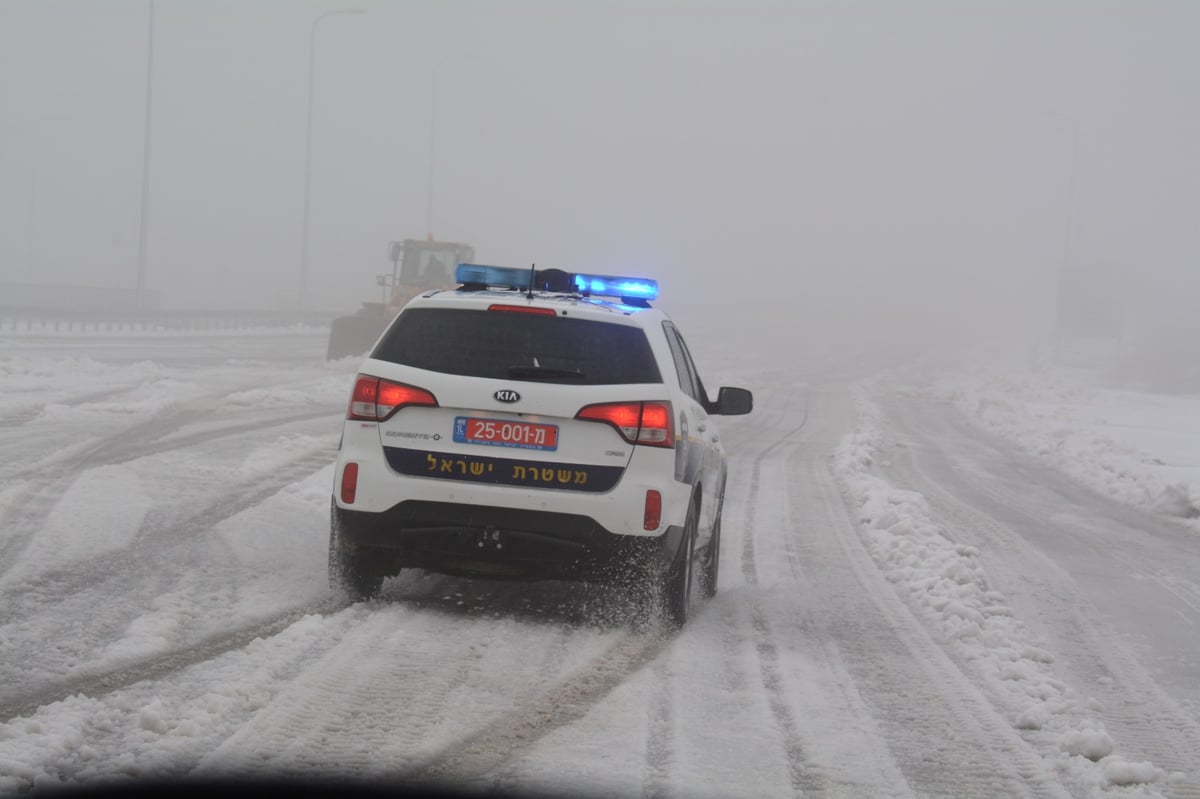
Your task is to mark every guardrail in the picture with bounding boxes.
[0,307,341,334]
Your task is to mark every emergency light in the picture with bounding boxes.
[455,264,659,302]
[455,264,533,290]
[572,273,659,301]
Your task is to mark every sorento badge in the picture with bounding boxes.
[494,389,521,403]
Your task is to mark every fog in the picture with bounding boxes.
[1,0,1197,367]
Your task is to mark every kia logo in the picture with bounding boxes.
[494,389,521,403]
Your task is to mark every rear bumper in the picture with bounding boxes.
[334,500,684,582]
[334,421,694,536]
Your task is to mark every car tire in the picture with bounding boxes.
[328,502,384,603]
[661,494,698,628]
[699,497,721,599]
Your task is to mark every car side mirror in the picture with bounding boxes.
[714,386,752,415]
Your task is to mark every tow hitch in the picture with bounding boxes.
[477,526,505,551]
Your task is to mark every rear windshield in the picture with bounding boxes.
[372,307,663,385]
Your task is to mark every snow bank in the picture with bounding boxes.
[832,381,1168,795]
[0,357,175,417]
[0,322,331,339]
[931,368,1200,527]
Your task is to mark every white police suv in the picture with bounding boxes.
[330,264,752,626]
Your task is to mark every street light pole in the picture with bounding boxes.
[1054,121,1081,364]
[426,55,482,243]
[300,8,363,310]
[425,67,437,242]
[136,0,155,311]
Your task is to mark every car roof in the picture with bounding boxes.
[406,288,670,326]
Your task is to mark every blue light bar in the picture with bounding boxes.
[573,273,659,301]
[455,263,659,301]
[455,263,532,289]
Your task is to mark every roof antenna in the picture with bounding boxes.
[526,263,535,299]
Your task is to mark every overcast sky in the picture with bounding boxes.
[1,0,1196,357]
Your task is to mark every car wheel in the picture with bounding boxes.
[328,502,384,603]
[661,494,698,628]
[699,498,721,599]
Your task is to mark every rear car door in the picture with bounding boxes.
[662,322,721,535]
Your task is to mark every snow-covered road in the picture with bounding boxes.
[1,331,1197,797]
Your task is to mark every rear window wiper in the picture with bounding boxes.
[506,365,586,381]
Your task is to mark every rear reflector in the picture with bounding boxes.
[644,490,662,530]
[347,374,437,421]
[340,462,359,504]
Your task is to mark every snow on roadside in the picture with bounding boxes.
[35,378,198,424]
[832,380,1170,796]
[928,368,1200,527]
[0,357,177,419]
[221,374,353,411]
[0,323,331,339]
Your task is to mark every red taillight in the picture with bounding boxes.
[639,403,670,432]
[488,304,556,316]
[348,375,379,419]
[576,401,674,448]
[644,490,662,530]
[340,462,359,504]
[376,380,436,417]
[347,374,437,421]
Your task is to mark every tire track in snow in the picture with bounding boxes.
[732,384,1070,797]
[0,601,333,723]
[188,565,678,789]
[0,384,137,429]
[399,387,816,792]
[747,609,828,797]
[884,397,1200,797]
[398,630,667,786]
[643,660,675,798]
[740,386,809,586]
[1,359,342,480]
[0,406,339,578]
[733,384,830,796]
[0,448,334,602]
[193,597,670,786]
[816,449,1066,799]
[738,388,912,795]
[0,447,336,712]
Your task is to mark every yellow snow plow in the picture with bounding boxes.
[325,238,474,360]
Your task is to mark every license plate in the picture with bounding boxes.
[453,416,559,451]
